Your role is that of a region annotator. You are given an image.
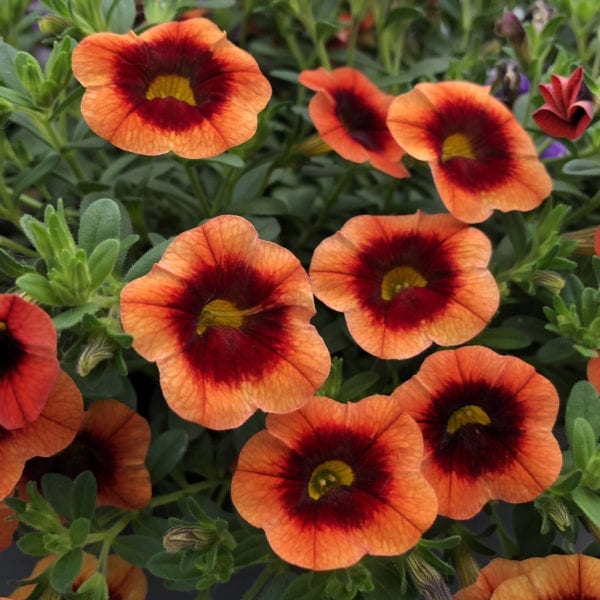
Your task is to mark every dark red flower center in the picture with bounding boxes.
[433,100,513,191]
[351,232,456,330]
[0,322,24,378]
[113,36,232,132]
[22,431,115,488]
[278,425,392,530]
[173,260,290,383]
[420,378,526,479]
[332,89,387,151]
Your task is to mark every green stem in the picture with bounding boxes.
[241,565,275,600]
[149,480,222,508]
[564,190,600,226]
[95,513,133,572]
[489,501,518,558]
[185,161,212,217]
[0,235,38,257]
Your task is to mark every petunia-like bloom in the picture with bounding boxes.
[21,399,151,510]
[71,18,272,158]
[533,66,596,141]
[0,370,83,502]
[298,67,409,178]
[10,553,147,599]
[309,212,499,360]
[391,345,562,520]
[120,215,331,430]
[231,394,438,570]
[454,554,600,600]
[0,294,60,430]
[0,500,17,551]
[387,81,552,223]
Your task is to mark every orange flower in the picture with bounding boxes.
[298,67,409,177]
[587,356,600,394]
[391,346,562,519]
[0,370,83,502]
[0,500,17,551]
[231,394,437,570]
[10,553,147,599]
[387,81,552,223]
[21,399,151,510]
[454,554,600,599]
[0,294,60,430]
[71,18,272,158]
[120,215,330,430]
[309,212,499,359]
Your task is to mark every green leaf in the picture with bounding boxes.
[146,429,190,484]
[0,84,35,108]
[470,326,532,350]
[571,417,597,470]
[552,469,583,494]
[75,572,109,599]
[69,518,91,547]
[281,573,326,600]
[87,238,120,288]
[12,153,62,199]
[0,248,35,278]
[50,548,83,593]
[565,381,600,443]
[124,238,171,282]
[78,197,121,254]
[53,303,100,330]
[41,473,74,520]
[512,502,554,557]
[562,159,600,177]
[571,486,600,528]
[112,534,164,567]
[338,371,380,402]
[105,0,136,32]
[71,471,97,520]
[17,532,48,556]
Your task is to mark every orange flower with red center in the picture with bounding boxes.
[0,294,60,430]
[391,345,562,519]
[309,212,499,359]
[0,500,17,551]
[10,553,147,599]
[71,18,272,158]
[231,394,437,570]
[21,399,151,510]
[298,67,409,178]
[120,215,331,430]
[387,81,552,223]
[454,554,600,599]
[0,370,83,502]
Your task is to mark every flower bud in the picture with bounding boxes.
[406,553,452,600]
[532,270,565,294]
[77,332,117,376]
[452,543,480,588]
[163,525,218,553]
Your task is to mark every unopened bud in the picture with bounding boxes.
[293,134,332,157]
[532,270,565,294]
[536,495,571,532]
[452,543,480,588]
[525,0,556,32]
[562,227,598,256]
[406,553,452,600]
[163,525,217,553]
[37,15,71,36]
[77,332,116,376]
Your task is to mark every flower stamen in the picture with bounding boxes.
[309,459,354,500]
[146,74,197,106]
[447,404,491,434]
[441,132,476,162]
[381,266,427,301]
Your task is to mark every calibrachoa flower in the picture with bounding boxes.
[454,554,600,599]
[533,66,596,141]
[386,81,552,223]
[391,345,562,519]
[120,215,331,430]
[21,399,151,510]
[0,370,83,501]
[309,212,499,359]
[298,67,409,178]
[10,553,147,599]
[0,294,60,430]
[231,394,438,570]
[71,18,272,158]
[0,500,17,552]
